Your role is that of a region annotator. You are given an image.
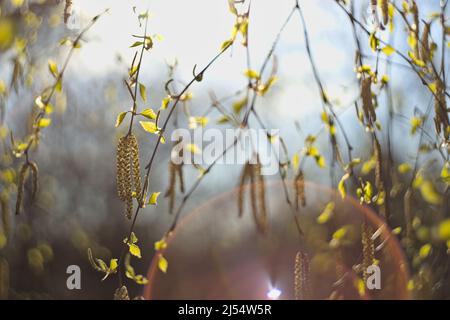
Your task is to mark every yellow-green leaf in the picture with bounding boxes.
[338,173,350,199]
[128,243,141,258]
[419,243,432,259]
[148,192,161,205]
[398,163,412,174]
[48,60,58,77]
[109,259,118,271]
[154,238,168,251]
[38,118,51,128]
[139,83,147,102]
[382,45,395,56]
[244,69,260,79]
[158,254,168,273]
[186,143,201,154]
[141,108,157,120]
[292,153,299,171]
[317,202,334,224]
[115,112,127,128]
[220,39,233,51]
[140,121,158,133]
[161,96,171,110]
[438,219,450,241]
[419,181,442,205]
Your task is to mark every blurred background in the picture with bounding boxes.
[0,0,449,299]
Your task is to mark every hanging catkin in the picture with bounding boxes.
[420,22,430,63]
[29,161,39,200]
[16,163,28,215]
[361,78,376,127]
[117,134,142,219]
[294,169,306,209]
[164,160,184,214]
[404,188,413,240]
[380,0,389,26]
[361,221,375,284]
[411,1,420,59]
[434,78,450,141]
[237,156,268,233]
[0,258,9,299]
[238,162,251,217]
[64,0,73,24]
[1,198,10,238]
[373,137,388,219]
[114,286,130,300]
[251,157,268,233]
[294,251,310,300]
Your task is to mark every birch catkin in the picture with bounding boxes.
[237,157,268,233]
[1,198,10,238]
[64,0,73,24]
[434,78,450,141]
[114,286,130,300]
[294,251,310,300]
[420,23,430,63]
[0,258,9,299]
[362,221,375,284]
[238,162,251,217]
[380,0,389,26]
[117,134,142,219]
[294,170,306,209]
[15,163,29,215]
[361,78,376,127]
[411,1,420,59]
[28,161,39,200]
[15,160,39,215]
[256,161,268,233]
[164,160,184,214]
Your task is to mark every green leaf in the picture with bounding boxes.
[292,153,299,171]
[139,83,147,102]
[139,121,158,133]
[369,32,379,52]
[140,108,156,120]
[158,254,168,273]
[0,232,6,249]
[441,162,450,185]
[438,219,450,240]
[232,97,248,114]
[130,41,144,48]
[333,227,347,240]
[243,69,260,79]
[154,237,168,251]
[96,258,108,272]
[317,202,334,224]
[186,143,201,154]
[220,39,233,51]
[419,181,442,205]
[338,173,350,199]
[115,112,127,128]
[217,115,230,124]
[38,118,51,128]
[398,163,412,174]
[128,243,141,258]
[161,96,171,110]
[128,231,138,244]
[419,243,432,259]
[381,45,395,56]
[109,259,118,271]
[48,60,58,77]
[148,192,161,205]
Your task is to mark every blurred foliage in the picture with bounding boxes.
[0,0,450,300]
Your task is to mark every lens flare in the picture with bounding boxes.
[267,288,282,300]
